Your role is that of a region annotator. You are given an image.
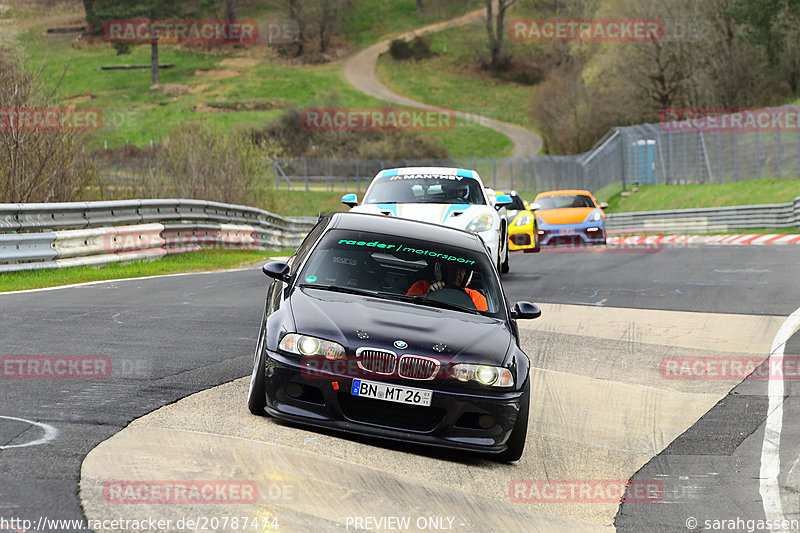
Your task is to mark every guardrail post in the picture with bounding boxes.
[755,127,760,179]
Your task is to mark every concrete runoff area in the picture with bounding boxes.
[79,303,784,531]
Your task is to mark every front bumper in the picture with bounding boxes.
[537,221,605,246]
[508,225,537,251]
[261,349,525,454]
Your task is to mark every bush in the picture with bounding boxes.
[253,99,449,160]
[389,36,433,61]
[107,123,278,205]
[389,38,412,60]
[0,53,95,202]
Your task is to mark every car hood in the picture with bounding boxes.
[536,207,594,225]
[352,203,491,231]
[289,286,512,365]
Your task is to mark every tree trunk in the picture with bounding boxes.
[151,41,159,86]
[82,0,102,35]
[289,0,304,56]
[485,0,496,66]
[225,0,237,24]
[417,0,423,12]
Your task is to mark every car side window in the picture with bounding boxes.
[290,219,328,275]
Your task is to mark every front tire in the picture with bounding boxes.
[247,324,269,416]
[500,226,510,274]
[496,379,529,462]
[501,245,510,274]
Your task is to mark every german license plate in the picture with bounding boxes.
[558,228,576,235]
[351,379,432,407]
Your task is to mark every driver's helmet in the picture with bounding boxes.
[442,182,470,201]
[434,261,473,288]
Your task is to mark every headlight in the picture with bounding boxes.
[450,363,513,388]
[279,333,345,360]
[467,214,494,232]
[587,210,602,222]
[513,214,532,227]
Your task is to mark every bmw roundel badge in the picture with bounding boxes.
[393,340,408,350]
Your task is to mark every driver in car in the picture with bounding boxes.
[406,262,488,311]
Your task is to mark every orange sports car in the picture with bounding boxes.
[532,190,608,246]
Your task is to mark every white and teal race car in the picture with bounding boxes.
[341,167,512,274]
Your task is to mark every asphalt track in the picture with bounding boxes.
[1,244,799,532]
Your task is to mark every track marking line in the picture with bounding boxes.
[0,266,260,296]
[0,415,58,449]
[760,306,800,529]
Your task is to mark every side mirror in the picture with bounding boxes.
[530,202,541,211]
[511,301,541,320]
[495,194,513,210]
[262,261,290,282]
[341,193,358,207]
[598,201,609,210]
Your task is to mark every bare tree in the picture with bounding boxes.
[225,0,236,24]
[0,53,95,202]
[485,0,518,70]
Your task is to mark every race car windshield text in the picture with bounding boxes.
[297,229,504,317]
[364,176,487,205]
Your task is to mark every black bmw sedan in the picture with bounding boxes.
[247,212,541,461]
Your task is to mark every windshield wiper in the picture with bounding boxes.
[375,292,479,314]
[300,284,376,297]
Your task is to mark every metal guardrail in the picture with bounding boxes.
[0,200,318,273]
[606,196,800,234]
[2,197,797,272]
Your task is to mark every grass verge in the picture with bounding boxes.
[374,23,537,130]
[606,179,800,213]
[0,249,292,292]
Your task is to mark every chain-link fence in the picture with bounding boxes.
[272,106,800,193]
[94,106,800,198]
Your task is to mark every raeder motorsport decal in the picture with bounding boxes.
[336,239,476,265]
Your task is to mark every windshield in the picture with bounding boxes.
[506,194,527,210]
[298,229,504,317]
[536,194,596,209]
[364,175,486,205]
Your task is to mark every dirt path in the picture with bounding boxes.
[342,7,543,158]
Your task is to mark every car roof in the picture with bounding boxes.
[535,189,594,198]
[327,212,485,251]
[375,167,484,185]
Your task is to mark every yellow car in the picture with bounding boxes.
[496,190,539,253]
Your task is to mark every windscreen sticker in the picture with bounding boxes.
[305,275,318,283]
[333,256,358,265]
[388,174,463,181]
[336,239,475,265]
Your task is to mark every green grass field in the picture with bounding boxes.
[11,2,507,158]
[0,249,291,292]
[605,179,800,213]
[374,23,537,130]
